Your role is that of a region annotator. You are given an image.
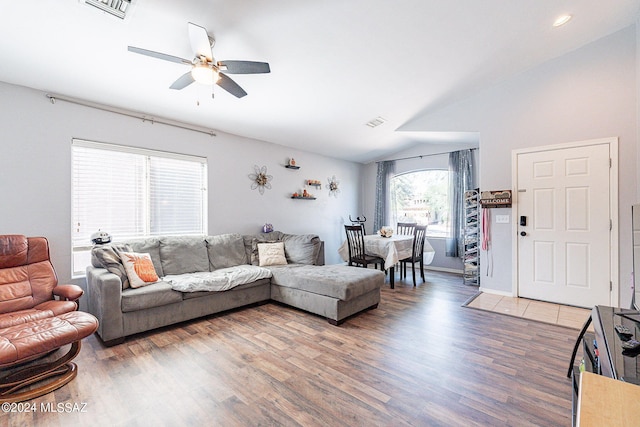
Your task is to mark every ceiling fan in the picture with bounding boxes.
[128,22,270,98]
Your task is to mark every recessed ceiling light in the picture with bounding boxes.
[553,14,572,27]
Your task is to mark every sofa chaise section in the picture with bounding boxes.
[268,264,383,325]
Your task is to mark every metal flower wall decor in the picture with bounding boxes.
[249,165,272,195]
[328,175,340,197]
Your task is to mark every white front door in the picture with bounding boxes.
[515,142,612,307]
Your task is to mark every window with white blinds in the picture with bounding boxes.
[71,139,207,276]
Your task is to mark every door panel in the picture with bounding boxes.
[566,242,589,288]
[566,187,588,230]
[517,143,610,307]
[533,241,555,283]
[534,189,554,229]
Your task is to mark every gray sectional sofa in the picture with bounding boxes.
[86,231,384,346]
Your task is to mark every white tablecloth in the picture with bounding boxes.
[338,234,435,270]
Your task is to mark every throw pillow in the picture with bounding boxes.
[244,232,284,265]
[91,244,132,289]
[120,251,160,288]
[250,237,280,265]
[127,238,164,277]
[257,242,288,266]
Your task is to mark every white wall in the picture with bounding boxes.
[0,82,362,290]
[401,25,638,306]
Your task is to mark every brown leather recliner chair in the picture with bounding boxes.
[0,235,98,402]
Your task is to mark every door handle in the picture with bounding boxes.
[520,231,527,236]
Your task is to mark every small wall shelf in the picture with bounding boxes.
[285,165,300,170]
[306,180,321,188]
[291,196,316,200]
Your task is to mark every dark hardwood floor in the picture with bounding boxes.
[6,271,579,426]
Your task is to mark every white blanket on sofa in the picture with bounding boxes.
[163,265,272,292]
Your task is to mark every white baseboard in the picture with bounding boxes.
[478,287,514,297]
[424,266,463,274]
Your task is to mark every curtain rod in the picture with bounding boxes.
[45,93,217,137]
[376,147,478,164]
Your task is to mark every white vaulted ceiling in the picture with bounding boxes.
[0,1,638,163]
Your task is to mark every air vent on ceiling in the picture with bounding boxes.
[84,0,132,19]
[365,116,386,128]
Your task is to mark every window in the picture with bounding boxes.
[391,170,450,238]
[72,139,207,275]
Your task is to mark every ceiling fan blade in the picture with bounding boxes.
[170,72,195,90]
[188,22,213,62]
[218,60,271,74]
[216,73,247,98]
[128,46,192,65]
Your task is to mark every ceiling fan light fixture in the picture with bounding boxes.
[129,22,268,98]
[191,64,219,85]
[553,14,572,27]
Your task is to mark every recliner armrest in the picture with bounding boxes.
[53,284,84,302]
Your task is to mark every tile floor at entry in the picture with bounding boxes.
[467,292,592,330]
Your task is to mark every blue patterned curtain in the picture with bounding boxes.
[373,160,396,233]
[446,150,474,257]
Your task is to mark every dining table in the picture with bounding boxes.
[338,233,435,288]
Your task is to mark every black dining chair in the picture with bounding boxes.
[344,225,385,271]
[399,225,427,286]
[349,215,368,235]
[397,222,417,236]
